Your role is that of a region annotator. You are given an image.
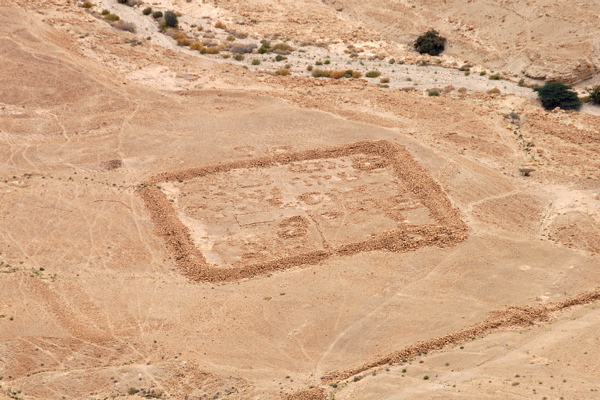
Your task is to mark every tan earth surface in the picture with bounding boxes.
[1,0,600,399]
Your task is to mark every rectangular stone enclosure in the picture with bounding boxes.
[139,140,467,282]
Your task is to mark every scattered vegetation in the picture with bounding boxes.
[82,0,94,8]
[275,68,290,76]
[428,89,440,96]
[234,54,244,61]
[215,21,226,29]
[104,13,120,21]
[414,29,446,56]
[489,74,501,80]
[101,9,109,15]
[487,87,501,94]
[586,85,600,104]
[114,20,135,33]
[365,70,381,78]
[252,58,261,65]
[143,7,152,15]
[534,82,582,110]
[380,77,390,83]
[230,43,257,54]
[152,11,163,19]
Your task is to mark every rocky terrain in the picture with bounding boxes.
[1,0,599,399]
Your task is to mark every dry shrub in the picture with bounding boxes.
[215,20,226,29]
[457,87,467,94]
[82,0,94,8]
[329,70,347,79]
[365,70,381,78]
[443,85,455,93]
[275,68,290,76]
[312,69,330,78]
[351,71,362,78]
[230,43,257,54]
[189,42,203,51]
[201,46,220,54]
[176,37,191,46]
[380,77,390,83]
[487,87,501,95]
[104,13,120,21]
[271,42,294,54]
[114,20,135,33]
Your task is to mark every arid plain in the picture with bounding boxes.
[1,1,600,399]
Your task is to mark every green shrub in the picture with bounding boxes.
[315,60,323,65]
[380,77,390,83]
[365,70,381,78]
[82,0,94,8]
[226,35,236,42]
[489,74,501,80]
[275,54,285,61]
[164,10,178,27]
[257,42,270,54]
[428,89,440,96]
[252,58,261,65]
[480,71,486,76]
[312,69,330,78]
[152,11,163,19]
[143,6,152,15]
[534,82,582,110]
[324,59,331,65]
[271,43,294,54]
[414,30,446,56]
[275,68,290,76]
[101,9,110,15]
[104,13,120,21]
[234,54,244,61]
[587,85,600,104]
[306,65,313,71]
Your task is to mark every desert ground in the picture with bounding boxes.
[1,0,599,399]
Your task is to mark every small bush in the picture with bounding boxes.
[114,20,135,32]
[428,89,440,96]
[164,10,178,27]
[215,21,226,29]
[423,375,429,380]
[101,9,109,15]
[480,71,486,76]
[351,71,362,78]
[104,13,120,21]
[306,65,313,71]
[489,74,501,80]
[230,43,256,54]
[271,43,294,54]
[329,70,347,79]
[274,54,285,62]
[176,37,191,46]
[587,85,600,104]
[464,71,470,76]
[324,59,331,65]
[234,54,244,61]
[458,64,471,71]
[143,7,152,15]
[82,0,94,8]
[226,35,235,42]
[312,69,330,78]
[201,46,220,54]
[189,42,203,51]
[152,11,163,19]
[365,70,381,78]
[414,29,446,56]
[252,59,261,65]
[534,82,582,110]
[487,87,501,94]
[275,68,290,76]
[380,77,390,83]
[315,60,323,65]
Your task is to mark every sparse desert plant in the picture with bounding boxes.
[457,87,467,93]
[201,46,220,54]
[104,13,120,21]
[252,58,261,65]
[230,43,256,54]
[257,42,270,54]
[324,59,331,65]
[329,70,347,79]
[152,11,163,19]
[414,29,446,56]
[215,20,226,29]
[312,68,330,78]
[82,0,94,8]
[487,87,501,94]
[443,85,454,93]
[271,42,294,54]
[519,167,535,176]
[365,70,381,78]
[423,375,429,380]
[428,89,440,96]
[164,10,178,27]
[189,41,203,51]
[234,54,244,61]
[274,54,286,61]
[315,60,323,65]
[480,71,486,76]
[226,34,235,42]
[114,20,135,33]
[380,77,390,83]
[458,64,471,71]
[489,74,501,80]
[534,82,582,110]
[306,65,313,71]
[275,68,290,76]
[351,71,362,78]
[101,9,109,15]
[586,85,600,104]
[464,71,470,76]
[143,7,152,15]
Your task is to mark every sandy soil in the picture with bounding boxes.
[1,1,600,399]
